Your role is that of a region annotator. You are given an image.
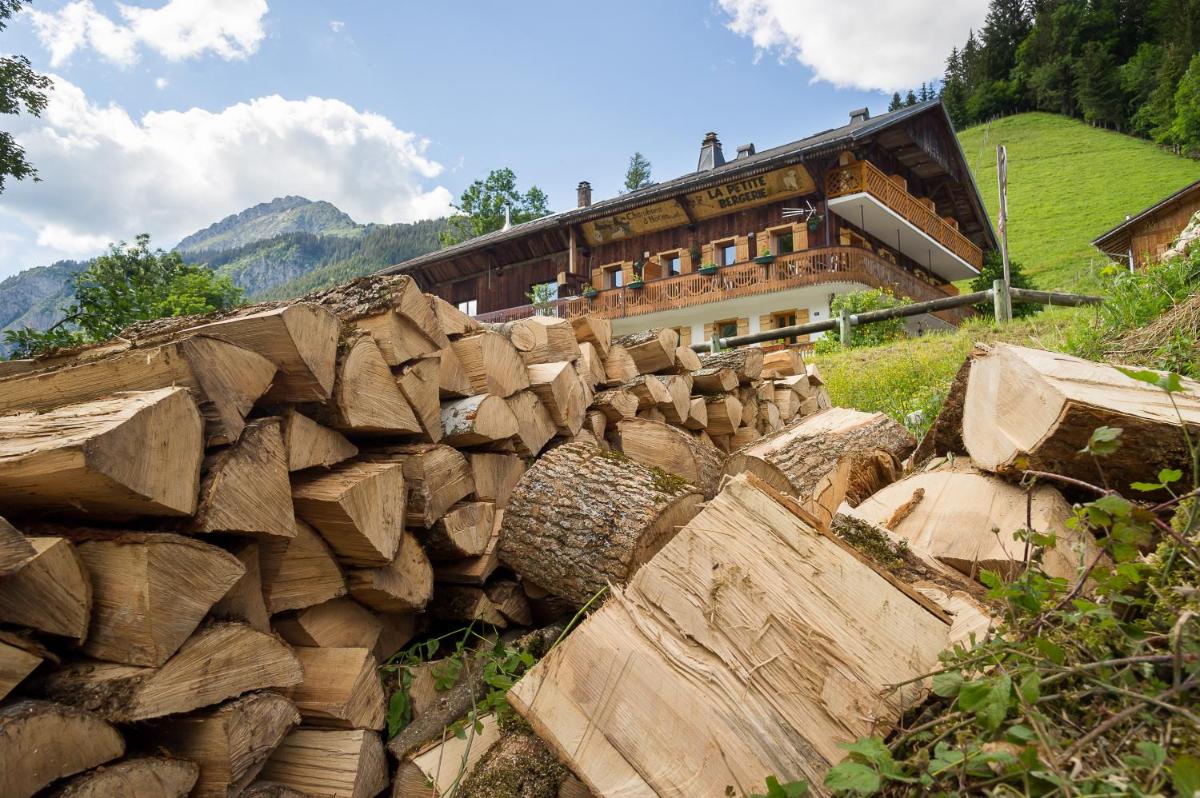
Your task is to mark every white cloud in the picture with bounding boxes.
[0,77,455,273]
[26,0,269,67]
[329,20,345,33]
[155,76,168,89]
[717,0,988,92]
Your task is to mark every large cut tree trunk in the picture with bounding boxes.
[613,418,726,499]
[0,336,275,447]
[0,700,125,798]
[724,407,916,529]
[499,443,703,605]
[962,343,1200,490]
[48,757,198,798]
[0,387,203,519]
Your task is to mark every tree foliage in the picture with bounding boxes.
[3,234,242,358]
[814,288,911,353]
[1,0,53,192]
[970,250,1041,318]
[439,168,550,246]
[623,151,652,193]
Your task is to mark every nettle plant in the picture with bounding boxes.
[762,367,1200,797]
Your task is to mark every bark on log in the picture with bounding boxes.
[305,274,448,364]
[456,732,568,798]
[292,461,407,567]
[0,515,34,577]
[38,623,303,723]
[47,757,198,798]
[505,390,557,456]
[0,336,274,447]
[361,443,475,527]
[499,444,703,605]
[151,692,300,798]
[279,408,358,472]
[569,315,611,358]
[699,347,763,383]
[451,331,531,398]
[258,521,347,614]
[468,452,526,508]
[0,700,124,798]
[286,647,385,730]
[724,407,916,529]
[347,531,433,613]
[395,356,445,442]
[189,418,296,538]
[0,387,203,519]
[209,540,271,632]
[441,394,519,447]
[613,329,678,374]
[0,536,92,642]
[317,334,422,436]
[613,418,726,499]
[259,729,388,798]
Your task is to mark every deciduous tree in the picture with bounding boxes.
[439,168,550,246]
[1,0,53,192]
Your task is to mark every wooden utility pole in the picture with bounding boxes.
[996,145,1013,323]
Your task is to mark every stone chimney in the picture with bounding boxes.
[848,107,870,127]
[577,181,592,208]
[735,143,756,159]
[697,132,726,171]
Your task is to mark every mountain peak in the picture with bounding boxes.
[175,196,359,254]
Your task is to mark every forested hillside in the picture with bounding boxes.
[895,0,1200,153]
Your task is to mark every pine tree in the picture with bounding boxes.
[622,152,652,193]
[1075,42,1125,128]
[1169,51,1200,152]
[888,92,904,111]
[942,48,970,127]
[981,0,1031,82]
[905,89,918,106]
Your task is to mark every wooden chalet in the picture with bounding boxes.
[1093,178,1200,270]
[381,100,997,347]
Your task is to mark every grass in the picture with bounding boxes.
[958,112,1200,291]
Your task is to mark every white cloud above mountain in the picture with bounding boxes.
[26,0,269,67]
[0,77,455,271]
[717,0,988,92]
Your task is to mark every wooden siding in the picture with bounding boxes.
[1129,196,1200,268]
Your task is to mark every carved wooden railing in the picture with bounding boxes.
[474,246,969,325]
[825,160,984,269]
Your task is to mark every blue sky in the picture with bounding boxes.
[0,0,989,277]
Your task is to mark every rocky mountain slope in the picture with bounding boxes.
[175,196,361,254]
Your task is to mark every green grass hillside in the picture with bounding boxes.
[958,112,1200,291]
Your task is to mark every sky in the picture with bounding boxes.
[0,0,990,279]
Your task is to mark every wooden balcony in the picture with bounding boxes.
[825,160,984,272]
[475,246,969,326]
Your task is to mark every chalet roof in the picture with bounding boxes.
[1092,178,1200,253]
[381,100,995,277]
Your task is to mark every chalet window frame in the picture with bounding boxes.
[715,317,739,340]
[771,310,798,344]
[456,298,478,316]
[764,224,795,255]
[714,238,738,267]
[657,249,683,277]
[601,263,624,290]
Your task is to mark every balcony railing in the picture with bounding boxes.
[474,246,969,326]
[825,160,984,270]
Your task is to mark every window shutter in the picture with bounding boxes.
[759,313,774,333]
[737,317,749,337]
[681,248,694,273]
[701,243,714,267]
[756,231,770,256]
[677,326,692,347]
[703,322,714,343]
[591,268,603,290]
[735,236,750,263]
[793,223,809,250]
[796,308,811,342]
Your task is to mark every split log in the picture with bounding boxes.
[392,713,503,797]
[451,331,530,398]
[505,390,557,456]
[601,344,638,386]
[499,444,703,605]
[509,474,948,795]
[577,341,606,390]
[374,612,418,663]
[683,397,709,431]
[431,585,508,627]
[0,537,91,641]
[527,361,587,434]
[591,388,639,422]
[434,511,501,586]
[153,692,300,798]
[0,515,34,576]
[624,373,671,409]
[362,443,475,527]
[307,275,448,365]
[319,334,422,436]
[259,522,347,614]
[636,406,666,424]
[209,541,271,632]
[731,427,761,449]
[395,356,445,442]
[292,461,407,566]
[739,387,760,427]
[699,346,763,383]
[613,418,725,499]
[65,531,245,666]
[569,315,611,358]
[279,408,357,472]
[691,366,738,394]
[241,783,310,798]
[273,598,383,651]
[434,345,474,398]
[189,418,295,538]
[962,343,1200,490]
[39,623,303,722]
[653,374,690,424]
[703,394,743,435]
[913,355,971,463]
[851,458,1104,581]
[0,336,274,447]
[259,729,388,798]
[774,387,800,422]
[761,347,804,377]
[347,531,433,613]
[724,407,916,529]
[613,328,678,374]
[0,387,203,518]
[468,452,526,508]
[154,304,340,403]
[441,394,519,447]
[584,409,607,443]
[484,580,533,626]
[495,316,580,365]
[287,647,385,730]
[48,757,198,798]
[0,701,124,798]
[424,501,495,559]
[428,294,480,337]
[759,399,782,432]
[0,631,45,700]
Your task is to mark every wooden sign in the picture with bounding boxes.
[685,164,816,220]
[580,200,689,245]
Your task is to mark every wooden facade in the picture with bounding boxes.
[1093,180,1200,269]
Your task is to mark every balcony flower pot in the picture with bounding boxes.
[697,263,719,276]
[582,286,598,299]
[807,214,823,232]
[628,279,645,290]
[754,253,776,265]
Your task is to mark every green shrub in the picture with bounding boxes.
[970,250,1040,319]
[814,289,911,354]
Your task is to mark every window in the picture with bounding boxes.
[456,299,478,316]
[717,240,738,266]
[660,251,682,277]
[716,318,739,339]
[772,310,798,344]
[774,230,795,255]
[603,264,624,289]
[528,280,559,303]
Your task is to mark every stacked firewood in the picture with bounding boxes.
[0,269,830,798]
